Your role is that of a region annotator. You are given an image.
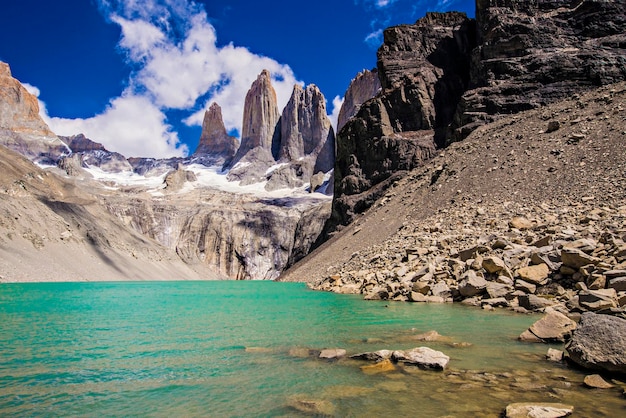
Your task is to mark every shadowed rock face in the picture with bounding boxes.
[328,12,473,230]
[0,62,70,164]
[453,0,626,141]
[328,0,626,233]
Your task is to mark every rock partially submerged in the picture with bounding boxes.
[519,310,577,343]
[392,347,449,370]
[504,402,573,418]
[565,313,626,375]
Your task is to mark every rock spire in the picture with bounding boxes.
[279,83,335,173]
[229,70,281,166]
[193,102,238,162]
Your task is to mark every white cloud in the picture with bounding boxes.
[42,90,186,158]
[364,29,384,48]
[328,95,344,133]
[22,83,41,97]
[38,0,302,158]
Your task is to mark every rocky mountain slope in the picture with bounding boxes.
[328,0,626,232]
[0,63,332,282]
[281,81,626,316]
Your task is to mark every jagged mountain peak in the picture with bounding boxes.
[193,102,238,162]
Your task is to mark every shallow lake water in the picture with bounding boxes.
[0,281,624,417]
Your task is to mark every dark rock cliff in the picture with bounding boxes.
[327,0,626,234]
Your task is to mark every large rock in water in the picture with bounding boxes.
[565,312,626,375]
[192,103,238,165]
[0,62,69,164]
[336,69,381,132]
[504,403,574,418]
[519,310,577,343]
[391,347,450,370]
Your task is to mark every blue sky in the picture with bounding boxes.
[0,0,474,158]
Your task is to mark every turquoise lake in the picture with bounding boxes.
[0,281,624,417]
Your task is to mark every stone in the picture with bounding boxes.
[482,256,507,274]
[518,294,556,311]
[412,281,431,295]
[486,282,513,299]
[517,264,550,285]
[504,403,573,418]
[560,248,600,270]
[430,281,451,298]
[458,270,487,297]
[286,395,336,416]
[360,358,396,374]
[391,347,450,370]
[520,311,577,343]
[578,289,618,311]
[583,374,614,389]
[193,103,238,163]
[609,277,626,292]
[565,312,626,374]
[351,350,393,362]
[509,217,534,230]
[515,280,537,294]
[546,348,564,362]
[319,348,347,360]
[546,120,561,133]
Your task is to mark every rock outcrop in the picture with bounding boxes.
[328,1,626,233]
[336,69,381,132]
[276,83,335,185]
[192,103,238,165]
[59,134,133,173]
[565,312,626,375]
[228,70,281,170]
[453,0,626,142]
[328,12,474,230]
[227,70,336,191]
[0,62,69,164]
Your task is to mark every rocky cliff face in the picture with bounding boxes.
[329,12,473,230]
[337,69,381,132]
[453,0,626,141]
[192,103,238,165]
[0,62,69,164]
[329,0,626,232]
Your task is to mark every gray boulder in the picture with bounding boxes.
[519,310,577,343]
[565,312,626,375]
[391,347,449,370]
